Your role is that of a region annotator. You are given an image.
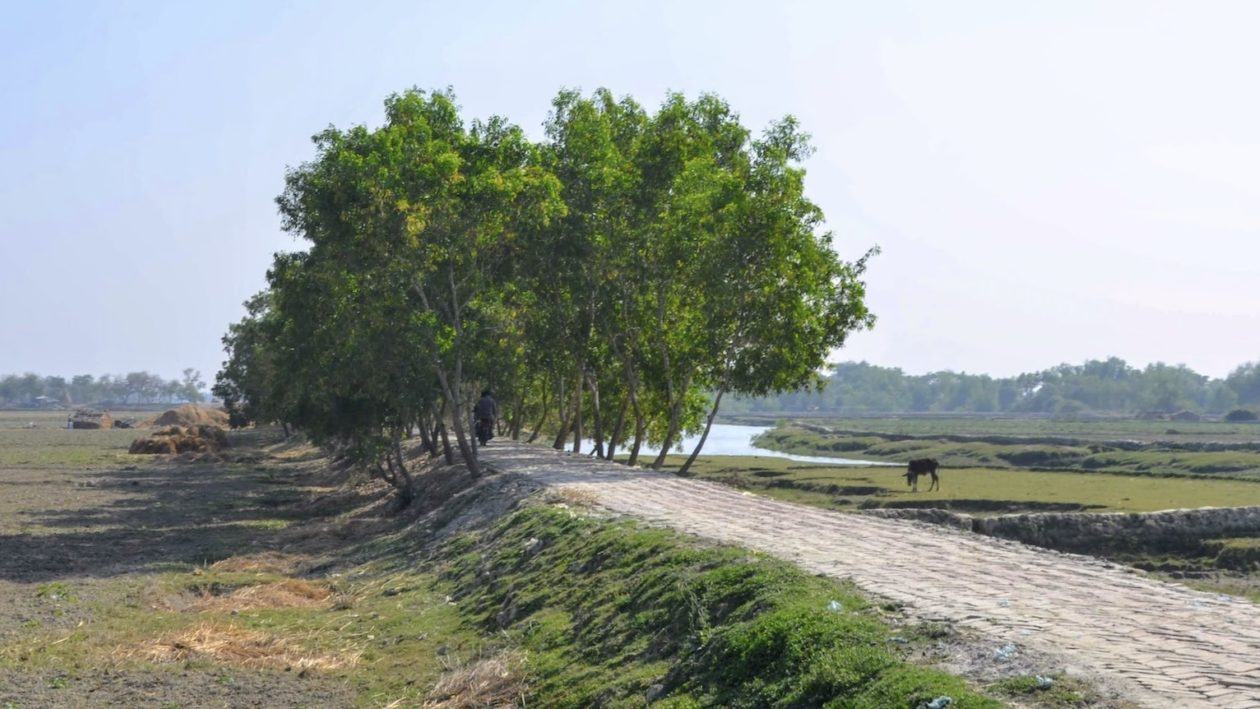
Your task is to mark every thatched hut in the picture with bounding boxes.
[70,409,113,429]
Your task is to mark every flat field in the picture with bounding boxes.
[668,455,1260,515]
[754,418,1260,479]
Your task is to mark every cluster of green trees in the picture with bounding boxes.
[0,369,205,407]
[729,357,1260,415]
[214,88,875,502]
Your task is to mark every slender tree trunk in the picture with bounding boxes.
[417,411,436,456]
[438,420,454,465]
[509,398,523,440]
[417,268,477,476]
[571,369,584,454]
[391,430,416,504]
[605,396,628,461]
[678,386,726,476]
[652,373,693,470]
[621,349,646,466]
[527,377,550,444]
[552,375,572,450]
[586,370,605,459]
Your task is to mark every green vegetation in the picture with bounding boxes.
[739,416,1260,443]
[725,357,1260,416]
[754,423,1260,480]
[2,418,1040,707]
[669,455,1260,515]
[4,503,1016,708]
[0,369,206,407]
[435,506,1000,707]
[0,413,137,467]
[213,86,875,499]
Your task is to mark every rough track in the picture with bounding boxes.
[482,442,1260,709]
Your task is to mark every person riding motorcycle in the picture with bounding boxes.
[473,389,498,446]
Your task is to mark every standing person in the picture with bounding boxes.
[473,389,498,446]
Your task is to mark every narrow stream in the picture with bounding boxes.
[591,423,893,466]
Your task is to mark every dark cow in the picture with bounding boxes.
[905,458,940,492]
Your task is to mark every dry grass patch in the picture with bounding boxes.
[130,621,359,671]
[424,650,525,709]
[193,579,334,613]
[210,551,309,575]
[545,486,598,508]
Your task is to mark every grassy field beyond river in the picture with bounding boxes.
[695,418,1260,601]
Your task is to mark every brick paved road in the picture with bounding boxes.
[482,442,1260,709]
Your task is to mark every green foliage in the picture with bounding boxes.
[0,370,206,407]
[1225,408,1259,422]
[218,85,875,487]
[437,506,998,707]
[732,356,1260,415]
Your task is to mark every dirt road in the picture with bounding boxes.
[483,442,1260,709]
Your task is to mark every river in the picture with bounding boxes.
[588,423,890,466]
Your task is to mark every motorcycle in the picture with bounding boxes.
[474,418,494,446]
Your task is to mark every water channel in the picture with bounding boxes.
[590,423,893,466]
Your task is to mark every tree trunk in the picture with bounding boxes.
[391,430,417,504]
[527,377,550,444]
[605,396,628,461]
[571,369,584,454]
[552,375,571,450]
[417,411,436,456]
[438,420,454,465]
[586,370,605,459]
[678,386,726,476]
[434,360,477,477]
[509,398,523,440]
[652,373,692,470]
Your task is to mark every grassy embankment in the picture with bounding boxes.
[1,411,1108,707]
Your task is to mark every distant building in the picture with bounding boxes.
[1169,410,1202,422]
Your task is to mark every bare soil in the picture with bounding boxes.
[0,446,361,707]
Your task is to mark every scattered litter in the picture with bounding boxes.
[993,642,1018,661]
[523,537,543,554]
[997,598,1010,608]
[888,635,908,644]
[919,696,953,709]
[1035,675,1055,689]
[827,600,844,613]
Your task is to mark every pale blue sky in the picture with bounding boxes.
[2,1,1258,383]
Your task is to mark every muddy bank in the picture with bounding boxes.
[863,506,1260,555]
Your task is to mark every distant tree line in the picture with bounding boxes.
[725,357,1260,416]
[213,87,875,502]
[0,369,206,408]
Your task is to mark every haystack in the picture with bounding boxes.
[129,424,230,455]
[139,404,229,429]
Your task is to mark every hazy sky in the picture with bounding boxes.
[3,1,1258,385]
